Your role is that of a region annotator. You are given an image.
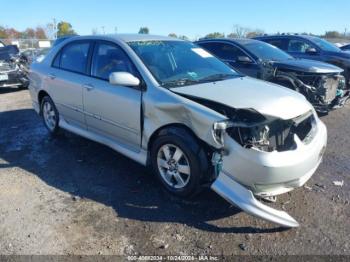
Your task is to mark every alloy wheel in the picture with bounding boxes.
[157,144,191,189]
[42,101,57,131]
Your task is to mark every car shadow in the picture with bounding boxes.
[0,87,23,94]
[0,108,287,234]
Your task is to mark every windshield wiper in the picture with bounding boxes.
[162,78,200,88]
[198,73,237,83]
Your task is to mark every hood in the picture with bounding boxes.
[270,59,343,73]
[172,77,312,120]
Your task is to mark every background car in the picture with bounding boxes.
[196,38,347,112]
[0,44,29,88]
[255,35,350,90]
[340,44,350,52]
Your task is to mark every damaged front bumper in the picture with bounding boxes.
[210,117,327,228]
[211,171,299,227]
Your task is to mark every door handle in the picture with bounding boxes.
[47,73,56,80]
[83,83,94,91]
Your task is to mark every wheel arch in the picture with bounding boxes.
[38,90,50,114]
[146,123,212,165]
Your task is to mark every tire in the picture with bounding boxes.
[41,96,60,135]
[150,127,209,197]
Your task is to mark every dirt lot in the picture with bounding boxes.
[0,88,349,256]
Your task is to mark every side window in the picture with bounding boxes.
[265,39,286,50]
[91,43,136,80]
[201,42,246,61]
[287,39,312,53]
[60,42,90,74]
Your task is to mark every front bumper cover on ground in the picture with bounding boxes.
[211,171,300,228]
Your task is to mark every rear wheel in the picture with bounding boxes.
[150,127,209,197]
[41,96,59,135]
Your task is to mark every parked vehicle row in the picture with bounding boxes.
[28,34,332,228]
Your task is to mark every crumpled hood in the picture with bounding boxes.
[172,77,312,120]
[271,58,343,74]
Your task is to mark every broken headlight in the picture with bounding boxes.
[212,108,270,150]
[212,120,233,147]
[236,125,271,151]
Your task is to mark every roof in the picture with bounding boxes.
[70,34,182,43]
[196,37,261,45]
[255,34,320,41]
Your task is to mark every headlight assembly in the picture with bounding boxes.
[212,120,233,147]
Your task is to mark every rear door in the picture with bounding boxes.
[83,41,142,150]
[46,40,92,129]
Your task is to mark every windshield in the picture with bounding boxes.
[310,37,341,52]
[128,40,239,88]
[242,41,293,61]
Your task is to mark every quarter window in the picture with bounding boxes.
[287,39,312,53]
[91,43,136,80]
[60,42,90,74]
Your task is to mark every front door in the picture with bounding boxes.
[83,41,142,150]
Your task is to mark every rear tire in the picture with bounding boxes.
[41,96,60,135]
[150,127,209,197]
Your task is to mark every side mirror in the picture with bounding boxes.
[305,47,318,55]
[237,56,253,63]
[109,72,140,87]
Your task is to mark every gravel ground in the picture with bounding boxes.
[0,88,349,256]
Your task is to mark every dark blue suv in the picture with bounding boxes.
[255,35,350,89]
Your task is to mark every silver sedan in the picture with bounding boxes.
[28,34,327,228]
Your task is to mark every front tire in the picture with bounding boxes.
[41,96,59,135]
[150,127,209,197]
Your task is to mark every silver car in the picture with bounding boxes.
[28,34,327,228]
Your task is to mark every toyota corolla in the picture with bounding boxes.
[28,34,327,227]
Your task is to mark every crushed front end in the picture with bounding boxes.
[0,60,29,88]
[210,108,327,227]
[260,62,350,113]
[294,72,349,112]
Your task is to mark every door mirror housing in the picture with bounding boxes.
[109,72,140,87]
[237,56,253,63]
[305,47,318,55]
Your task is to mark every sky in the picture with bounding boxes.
[1,0,349,39]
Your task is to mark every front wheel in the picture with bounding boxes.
[150,128,209,197]
[41,96,60,135]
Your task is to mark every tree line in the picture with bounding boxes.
[1,22,349,41]
[0,21,77,40]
